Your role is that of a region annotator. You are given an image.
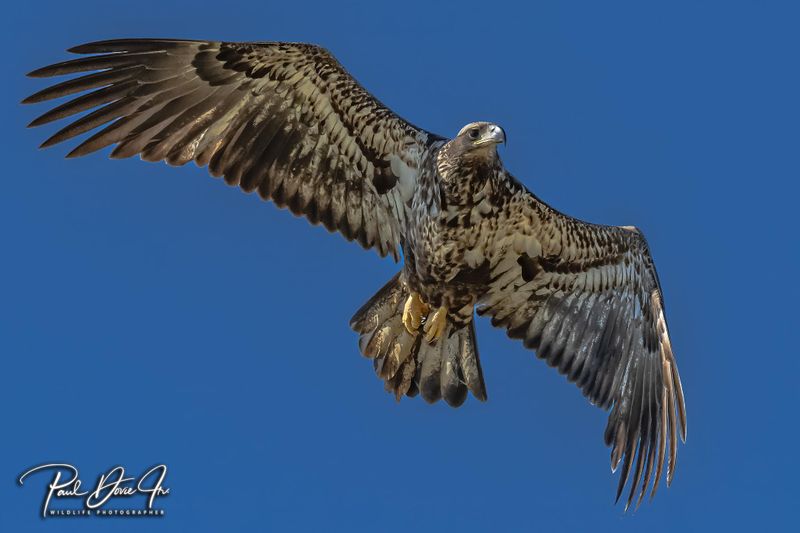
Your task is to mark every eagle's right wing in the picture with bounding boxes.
[24,39,444,259]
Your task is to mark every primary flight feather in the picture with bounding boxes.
[24,38,686,509]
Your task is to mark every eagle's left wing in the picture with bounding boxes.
[23,39,443,260]
[478,174,686,509]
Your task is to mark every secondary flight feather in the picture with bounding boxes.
[24,38,687,509]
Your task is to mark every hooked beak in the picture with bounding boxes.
[478,124,506,146]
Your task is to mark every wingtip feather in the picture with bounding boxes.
[66,43,96,54]
[39,136,61,149]
[28,116,49,128]
[26,66,57,78]
[67,39,128,54]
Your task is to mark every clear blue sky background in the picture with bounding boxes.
[1,1,797,531]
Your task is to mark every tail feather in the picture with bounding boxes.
[350,273,487,407]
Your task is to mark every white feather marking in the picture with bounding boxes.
[389,154,417,203]
[464,247,485,268]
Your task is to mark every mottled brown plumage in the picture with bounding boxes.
[24,38,686,509]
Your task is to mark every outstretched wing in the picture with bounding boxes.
[23,39,443,259]
[478,174,686,509]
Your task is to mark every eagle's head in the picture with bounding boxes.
[436,122,506,199]
[451,121,506,160]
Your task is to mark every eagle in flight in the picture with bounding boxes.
[24,39,687,509]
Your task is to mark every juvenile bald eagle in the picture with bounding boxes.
[24,38,686,509]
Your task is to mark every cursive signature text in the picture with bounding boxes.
[18,463,169,518]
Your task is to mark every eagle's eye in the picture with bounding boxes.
[468,128,480,140]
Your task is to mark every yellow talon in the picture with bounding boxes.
[423,306,448,343]
[402,292,429,334]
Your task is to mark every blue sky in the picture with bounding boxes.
[1,1,797,531]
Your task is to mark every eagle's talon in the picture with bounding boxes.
[402,292,429,334]
[423,306,448,343]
